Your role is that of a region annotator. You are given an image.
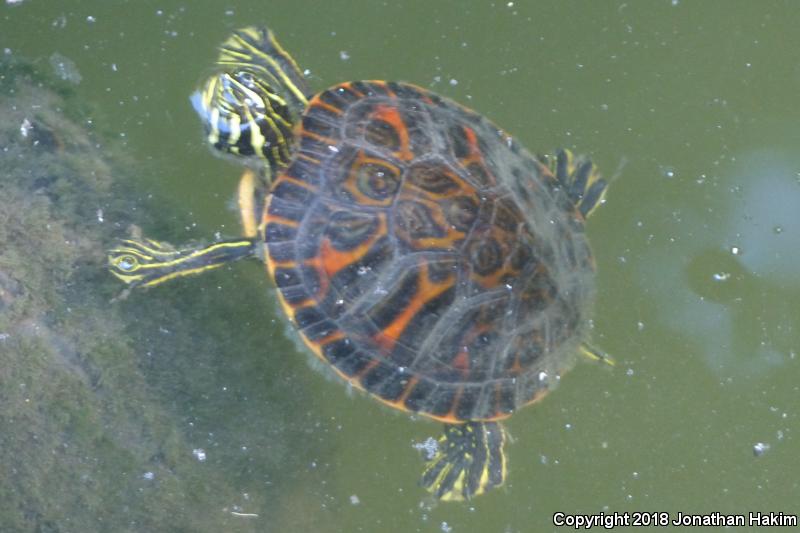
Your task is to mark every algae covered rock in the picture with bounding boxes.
[0,57,324,533]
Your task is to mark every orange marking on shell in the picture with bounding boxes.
[466,226,520,289]
[372,263,454,354]
[454,125,502,186]
[315,239,354,278]
[315,329,346,347]
[490,382,513,420]
[296,152,321,164]
[379,81,396,97]
[441,387,463,422]
[401,230,466,252]
[397,375,419,403]
[371,104,415,161]
[311,214,386,279]
[269,283,511,423]
[301,128,338,146]
[339,150,402,207]
[343,81,364,97]
[451,322,493,380]
[354,358,380,382]
[507,355,525,375]
[462,125,481,155]
[261,84,534,424]
[469,266,513,290]
[275,174,317,191]
[393,192,468,251]
[450,352,470,379]
[310,100,344,116]
[451,350,470,372]
[286,297,316,309]
[265,214,300,228]
[304,260,330,302]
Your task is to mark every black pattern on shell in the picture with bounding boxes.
[266,81,598,422]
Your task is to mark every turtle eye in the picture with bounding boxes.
[115,255,138,272]
[236,70,256,87]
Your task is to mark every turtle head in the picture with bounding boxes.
[191,26,311,179]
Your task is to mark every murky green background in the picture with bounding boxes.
[3,1,800,531]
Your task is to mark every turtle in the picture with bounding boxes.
[108,26,611,501]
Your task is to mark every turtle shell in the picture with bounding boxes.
[263,81,596,424]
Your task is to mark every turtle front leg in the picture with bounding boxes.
[420,421,507,501]
[237,167,269,239]
[108,236,257,289]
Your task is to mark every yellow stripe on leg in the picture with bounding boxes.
[580,343,616,366]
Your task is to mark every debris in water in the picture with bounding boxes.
[413,437,439,460]
[752,442,770,457]
[49,53,82,84]
[19,118,32,138]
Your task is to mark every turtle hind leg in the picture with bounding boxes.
[420,421,506,501]
[550,149,608,218]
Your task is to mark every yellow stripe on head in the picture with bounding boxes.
[217,27,309,107]
[191,26,311,176]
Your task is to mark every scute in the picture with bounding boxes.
[265,80,596,423]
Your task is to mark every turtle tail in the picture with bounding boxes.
[551,149,608,218]
[420,421,506,501]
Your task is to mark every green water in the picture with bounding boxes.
[3,1,800,531]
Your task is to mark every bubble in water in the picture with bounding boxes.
[339,50,350,61]
[192,448,207,462]
[752,442,770,457]
[712,272,731,281]
[729,245,741,255]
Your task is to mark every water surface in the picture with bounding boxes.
[3,1,799,531]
